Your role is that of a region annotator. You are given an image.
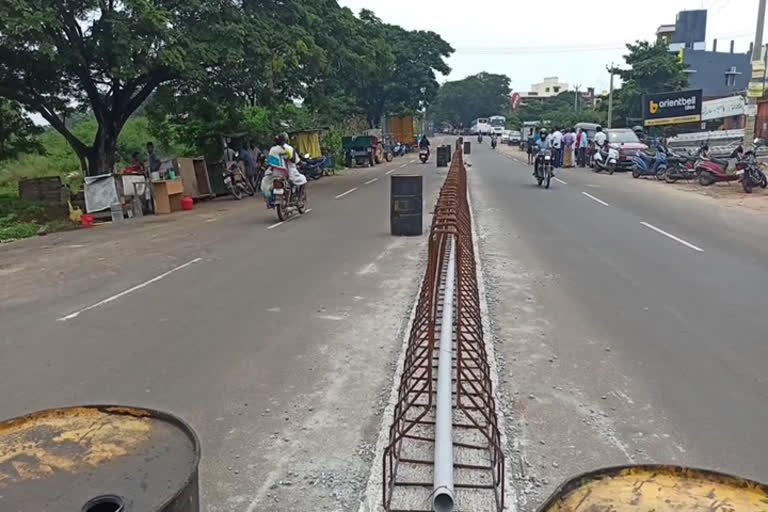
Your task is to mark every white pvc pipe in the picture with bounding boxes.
[433,236,456,512]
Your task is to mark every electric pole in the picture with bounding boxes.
[607,65,614,129]
[574,84,581,111]
[745,0,767,145]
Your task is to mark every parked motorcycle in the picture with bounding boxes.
[591,145,618,174]
[223,163,255,200]
[696,157,743,186]
[300,154,326,181]
[393,142,407,157]
[665,151,698,183]
[419,147,430,163]
[630,146,667,180]
[268,171,307,221]
[534,149,553,188]
[740,150,768,193]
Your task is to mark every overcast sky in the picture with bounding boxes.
[338,0,762,94]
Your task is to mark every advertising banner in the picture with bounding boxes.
[701,95,746,120]
[643,89,702,126]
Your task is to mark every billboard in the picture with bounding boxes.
[643,89,702,126]
[701,95,746,120]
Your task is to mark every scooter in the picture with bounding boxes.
[591,145,618,174]
[630,146,667,180]
[419,147,430,163]
[696,157,744,186]
[393,142,407,157]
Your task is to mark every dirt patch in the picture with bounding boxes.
[664,180,768,213]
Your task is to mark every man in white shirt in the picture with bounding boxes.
[594,126,607,148]
[551,128,563,168]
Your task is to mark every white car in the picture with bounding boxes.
[500,130,512,144]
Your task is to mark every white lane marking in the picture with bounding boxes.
[399,163,408,168]
[335,187,358,199]
[640,221,704,252]
[364,177,379,185]
[266,307,282,313]
[205,218,218,223]
[581,191,611,207]
[554,177,568,185]
[317,314,345,321]
[266,208,312,230]
[385,169,396,175]
[57,258,203,321]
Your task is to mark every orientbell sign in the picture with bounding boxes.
[643,89,702,126]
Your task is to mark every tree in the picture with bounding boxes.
[602,40,688,127]
[353,10,453,127]
[0,99,41,162]
[0,0,243,176]
[430,73,511,127]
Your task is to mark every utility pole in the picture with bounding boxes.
[607,64,614,129]
[574,84,581,111]
[745,0,767,145]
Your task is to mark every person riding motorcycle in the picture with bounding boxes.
[261,132,308,204]
[491,134,498,149]
[419,134,431,156]
[533,128,551,176]
[477,133,483,143]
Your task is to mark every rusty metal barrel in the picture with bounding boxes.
[0,405,201,512]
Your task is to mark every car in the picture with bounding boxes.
[604,129,648,171]
[500,130,512,144]
[508,130,522,145]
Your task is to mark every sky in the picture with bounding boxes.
[338,0,763,94]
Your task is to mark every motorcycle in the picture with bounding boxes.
[419,147,430,163]
[740,150,768,193]
[223,163,255,200]
[534,148,553,188]
[299,154,326,181]
[630,146,667,180]
[665,151,698,183]
[477,134,483,144]
[696,157,743,186]
[267,170,307,221]
[393,142,407,157]
[491,137,497,150]
[591,145,618,175]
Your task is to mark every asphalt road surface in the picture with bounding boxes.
[3,139,768,512]
[0,154,446,512]
[471,143,768,508]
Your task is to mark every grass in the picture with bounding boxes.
[0,194,72,242]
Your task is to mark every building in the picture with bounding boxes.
[656,24,676,45]
[668,9,707,51]
[528,77,569,97]
[681,45,751,100]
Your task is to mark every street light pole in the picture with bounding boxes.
[745,0,767,145]
[574,84,581,111]
[607,65,614,129]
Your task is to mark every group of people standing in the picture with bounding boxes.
[529,126,594,168]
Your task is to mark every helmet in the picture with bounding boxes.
[540,128,548,136]
[275,132,289,145]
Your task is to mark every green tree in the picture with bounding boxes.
[602,40,688,127]
[354,10,453,127]
[430,73,511,127]
[0,99,41,162]
[0,0,243,176]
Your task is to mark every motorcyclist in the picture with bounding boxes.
[477,133,483,144]
[533,128,550,176]
[491,134,497,149]
[261,132,308,203]
[419,134,431,154]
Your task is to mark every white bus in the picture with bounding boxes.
[489,115,506,136]
[470,118,491,135]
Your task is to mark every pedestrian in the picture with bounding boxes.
[551,127,563,168]
[563,128,575,168]
[579,128,589,166]
[238,143,257,189]
[527,133,536,164]
[146,142,161,176]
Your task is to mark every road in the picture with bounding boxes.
[3,139,768,512]
[0,154,445,512]
[470,143,768,508]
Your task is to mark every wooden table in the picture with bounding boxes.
[152,179,184,214]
